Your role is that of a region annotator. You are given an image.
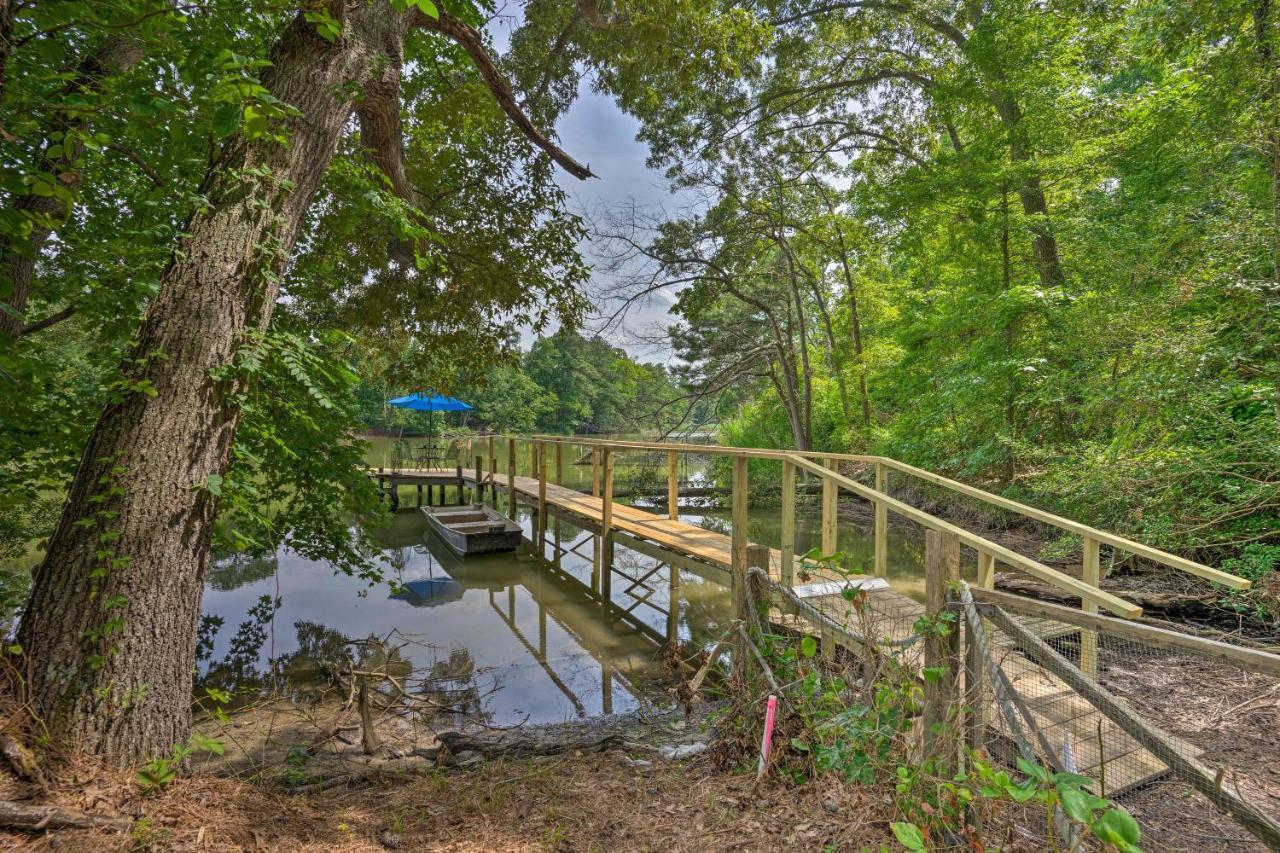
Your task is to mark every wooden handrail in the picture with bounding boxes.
[517,434,1249,592]
[873,457,1248,590]
[784,454,1142,619]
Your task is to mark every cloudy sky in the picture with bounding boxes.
[489,12,686,363]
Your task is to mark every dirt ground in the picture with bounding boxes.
[2,751,909,852]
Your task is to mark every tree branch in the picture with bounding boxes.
[19,303,77,336]
[414,11,594,180]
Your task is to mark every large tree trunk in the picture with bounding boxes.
[16,7,404,762]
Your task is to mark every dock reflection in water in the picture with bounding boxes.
[198,507,734,727]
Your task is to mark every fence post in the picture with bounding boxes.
[506,437,517,519]
[923,528,961,772]
[667,449,679,521]
[1080,536,1100,676]
[822,458,838,557]
[874,462,888,577]
[780,459,796,587]
[963,585,986,762]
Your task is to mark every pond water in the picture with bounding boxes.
[198,434,928,726]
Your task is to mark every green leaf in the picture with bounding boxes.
[890,821,926,851]
[1016,755,1049,784]
[1092,807,1142,851]
[189,732,225,756]
[1059,785,1094,824]
[800,635,817,658]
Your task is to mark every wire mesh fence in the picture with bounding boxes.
[735,563,1280,850]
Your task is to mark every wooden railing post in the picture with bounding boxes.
[821,458,838,557]
[667,449,679,521]
[506,437,517,519]
[597,449,615,607]
[731,454,749,579]
[1081,536,1100,676]
[780,460,796,586]
[537,440,548,547]
[591,447,601,497]
[487,436,496,500]
[923,528,961,771]
[874,461,888,577]
[977,551,995,589]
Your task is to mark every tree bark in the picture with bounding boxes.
[17,4,587,763]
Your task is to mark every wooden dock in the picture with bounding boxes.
[375,453,1210,797]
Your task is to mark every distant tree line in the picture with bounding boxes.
[357,331,687,435]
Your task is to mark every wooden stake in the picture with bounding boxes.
[923,528,961,771]
[780,459,796,586]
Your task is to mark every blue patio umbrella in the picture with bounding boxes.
[388,392,473,460]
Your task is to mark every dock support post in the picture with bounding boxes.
[923,528,961,772]
[597,449,614,611]
[667,450,679,521]
[507,437,517,519]
[555,440,563,486]
[666,565,680,643]
[874,461,887,577]
[1080,536,1100,676]
[475,455,483,503]
[780,460,796,586]
[822,458,838,557]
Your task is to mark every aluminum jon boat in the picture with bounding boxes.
[421,504,522,556]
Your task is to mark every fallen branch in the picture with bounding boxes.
[0,800,129,831]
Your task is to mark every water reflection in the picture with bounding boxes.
[198,507,731,726]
